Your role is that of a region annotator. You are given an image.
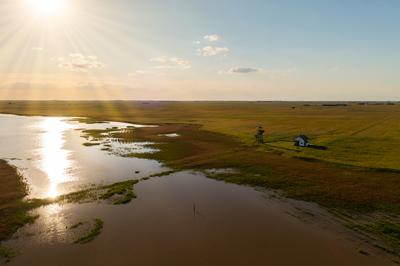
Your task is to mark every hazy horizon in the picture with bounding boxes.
[1,0,399,101]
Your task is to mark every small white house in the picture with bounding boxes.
[294,135,310,147]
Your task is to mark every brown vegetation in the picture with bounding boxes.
[0,160,29,241]
[91,124,400,212]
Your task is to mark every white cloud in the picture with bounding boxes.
[229,67,260,74]
[150,56,191,70]
[199,46,229,56]
[57,53,105,72]
[203,34,220,42]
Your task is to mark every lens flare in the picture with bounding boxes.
[25,0,66,18]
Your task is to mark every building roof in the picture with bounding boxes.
[295,135,309,141]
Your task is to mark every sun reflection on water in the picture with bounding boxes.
[39,118,74,198]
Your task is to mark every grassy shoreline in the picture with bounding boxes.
[0,159,38,262]
[0,160,33,242]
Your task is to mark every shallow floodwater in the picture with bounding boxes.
[0,114,394,265]
[5,172,392,266]
[0,114,165,198]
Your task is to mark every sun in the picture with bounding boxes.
[25,0,67,18]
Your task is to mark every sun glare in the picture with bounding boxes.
[25,0,67,18]
[39,118,74,198]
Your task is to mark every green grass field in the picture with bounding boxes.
[1,101,399,170]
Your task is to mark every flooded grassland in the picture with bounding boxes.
[0,114,398,265]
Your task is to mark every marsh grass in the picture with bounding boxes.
[358,249,369,256]
[373,222,400,241]
[0,245,16,263]
[82,128,121,140]
[112,191,136,205]
[100,180,138,205]
[82,129,106,139]
[69,222,84,230]
[55,171,170,207]
[57,188,98,203]
[0,159,45,261]
[148,170,177,178]
[14,212,39,227]
[82,142,101,147]
[74,218,104,244]
[346,220,400,257]
[70,118,107,124]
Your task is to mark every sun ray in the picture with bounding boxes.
[25,0,67,19]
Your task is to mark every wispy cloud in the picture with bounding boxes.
[150,56,191,70]
[131,70,154,75]
[57,53,105,72]
[203,34,220,42]
[32,47,43,52]
[229,67,260,74]
[199,46,229,56]
[128,70,160,76]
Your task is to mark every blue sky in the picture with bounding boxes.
[0,0,399,100]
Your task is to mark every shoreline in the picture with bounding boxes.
[0,159,38,262]
[0,160,28,241]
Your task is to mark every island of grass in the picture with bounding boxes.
[100,180,138,205]
[74,218,104,244]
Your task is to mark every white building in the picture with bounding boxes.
[294,135,310,147]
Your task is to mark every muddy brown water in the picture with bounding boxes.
[0,114,394,265]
